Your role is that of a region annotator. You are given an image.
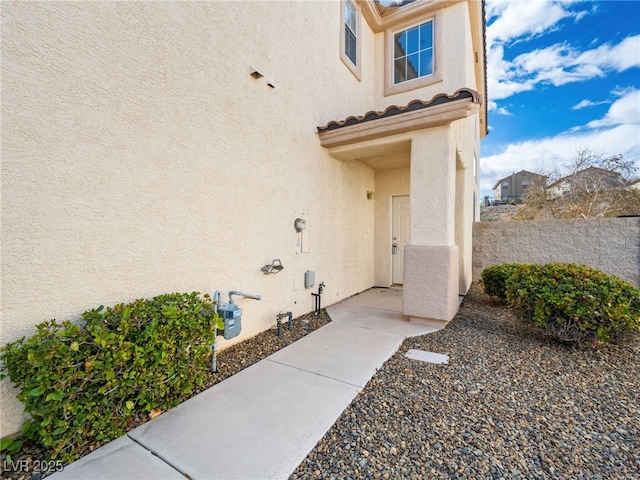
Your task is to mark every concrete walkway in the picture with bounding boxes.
[49,288,439,480]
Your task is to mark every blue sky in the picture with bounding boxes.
[482,0,640,196]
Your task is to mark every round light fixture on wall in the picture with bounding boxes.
[294,218,307,231]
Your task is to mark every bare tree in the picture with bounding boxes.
[517,148,640,219]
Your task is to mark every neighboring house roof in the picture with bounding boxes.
[317,88,482,132]
[491,170,546,191]
[547,166,624,188]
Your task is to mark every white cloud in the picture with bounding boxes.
[487,100,512,116]
[612,85,637,97]
[572,99,609,110]
[578,35,640,71]
[587,89,640,128]
[486,0,572,46]
[481,123,640,194]
[512,43,571,73]
[481,0,640,195]
[487,44,536,100]
[574,9,589,23]
[486,0,640,104]
[489,35,640,101]
[485,0,584,101]
[495,107,512,116]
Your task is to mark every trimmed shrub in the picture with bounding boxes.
[0,292,220,462]
[481,263,523,301]
[503,263,640,345]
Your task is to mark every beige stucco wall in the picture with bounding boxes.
[452,115,481,294]
[473,218,640,288]
[402,112,480,320]
[409,128,456,245]
[401,128,457,322]
[1,0,484,435]
[1,0,380,435]
[373,1,478,110]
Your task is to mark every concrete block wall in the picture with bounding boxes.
[472,217,640,287]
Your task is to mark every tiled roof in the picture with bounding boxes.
[317,88,482,132]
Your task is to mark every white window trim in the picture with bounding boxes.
[384,13,443,96]
[340,0,362,81]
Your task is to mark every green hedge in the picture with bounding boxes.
[480,263,522,301]
[0,292,220,462]
[482,263,640,345]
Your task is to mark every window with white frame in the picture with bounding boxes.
[345,0,357,65]
[341,0,361,80]
[384,14,442,96]
[393,20,433,84]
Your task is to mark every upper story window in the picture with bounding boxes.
[393,21,433,84]
[502,182,509,189]
[345,0,357,65]
[341,0,361,80]
[384,14,442,96]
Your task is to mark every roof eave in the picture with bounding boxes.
[360,0,466,33]
[318,94,480,149]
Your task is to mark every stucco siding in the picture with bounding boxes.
[452,115,480,294]
[373,1,478,109]
[410,128,456,245]
[1,0,377,434]
[1,0,485,435]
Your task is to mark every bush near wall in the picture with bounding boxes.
[481,263,640,345]
[479,263,522,301]
[0,292,220,462]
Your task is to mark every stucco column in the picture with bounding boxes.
[455,149,473,295]
[409,129,456,245]
[403,130,459,324]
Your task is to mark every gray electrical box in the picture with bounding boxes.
[218,303,242,339]
[305,270,315,289]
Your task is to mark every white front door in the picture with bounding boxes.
[392,195,410,284]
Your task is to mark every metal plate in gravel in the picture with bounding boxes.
[405,349,449,364]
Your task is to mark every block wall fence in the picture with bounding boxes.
[472,217,640,288]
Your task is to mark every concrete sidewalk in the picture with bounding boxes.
[49,288,439,480]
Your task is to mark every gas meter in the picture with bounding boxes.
[216,290,262,340]
[217,303,243,339]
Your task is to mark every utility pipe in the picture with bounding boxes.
[228,290,262,303]
[211,290,221,373]
[311,282,326,316]
[276,311,293,337]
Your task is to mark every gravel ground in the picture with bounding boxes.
[3,286,639,480]
[291,284,640,480]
